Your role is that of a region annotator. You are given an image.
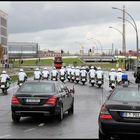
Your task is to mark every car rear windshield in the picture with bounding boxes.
[18,83,55,94]
[110,88,140,102]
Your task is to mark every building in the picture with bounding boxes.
[0,10,8,61]
[8,42,39,59]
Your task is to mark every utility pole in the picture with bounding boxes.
[123,5,126,55]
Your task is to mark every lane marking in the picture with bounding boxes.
[0,135,11,138]
[24,128,35,132]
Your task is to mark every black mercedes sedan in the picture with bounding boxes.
[98,85,140,139]
[11,80,74,123]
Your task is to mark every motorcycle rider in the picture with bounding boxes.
[75,66,81,83]
[95,67,104,84]
[71,66,76,82]
[116,68,124,85]
[59,66,66,81]
[34,67,42,80]
[80,66,87,84]
[42,67,50,80]
[18,69,27,85]
[66,66,72,81]
[51,67,58,81]
[88,66,96,85]
[109,68,117,88]
[0,70,11,89]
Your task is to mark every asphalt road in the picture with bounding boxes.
[0,71,135,139]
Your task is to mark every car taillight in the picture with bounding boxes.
[99,105,112,120]
[11,96,20,105]
[46,96,57,105]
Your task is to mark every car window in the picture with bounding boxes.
[110,88,140,102]
[18,83,55,94]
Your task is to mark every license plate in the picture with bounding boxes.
[121,112,140,118]
[91,80,95,83]
[1,85,5,88]
[61,77,64,79]
[26,99,40,103]
[98,81,102,84]
[68,76,70,79]
[53,78,55,80]
[76,78,79,80]
[72,77,74,79]
[19,83,22,86]
[112,83,115,87]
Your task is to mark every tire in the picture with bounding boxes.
[91,83,94,86]
[98,84,101,88]
[12,112,20,123]
[76,81,79,84]
[68,102,74,114]
[57,106,64,121]
[99,130,110,139]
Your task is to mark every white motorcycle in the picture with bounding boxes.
[89,77,95,86]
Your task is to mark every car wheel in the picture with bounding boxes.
[68,101,74,114]
[58,106,64,121]
[12,112,20,123]
[99,130,110,139]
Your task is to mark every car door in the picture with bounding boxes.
[61,82,73,110]
[57,83,67,112]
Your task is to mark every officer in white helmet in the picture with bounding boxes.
[116,68,124,84]
[42,67,50,80]
[66,65,72,76]
[18,69,27,85]
[59,66,66,77]
[75,66,81,77]
[80,66,87,78]
[0,70,11,88]
[109,68,117,86]
[34,67,42,80]
[89,66,96,79]
[51,67,58,80]
[95,67,104,81]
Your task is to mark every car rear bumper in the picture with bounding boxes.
[99,119,140,136]
[11,105,60,117]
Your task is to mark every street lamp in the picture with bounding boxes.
[109,26,123,36]
[112,6,139,73]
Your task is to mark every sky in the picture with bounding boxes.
[0,1,140,54]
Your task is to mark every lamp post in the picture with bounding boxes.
[112,6,139,72]
[109,26,124,69]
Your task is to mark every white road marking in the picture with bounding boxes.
[0,135,11,138]
[38,123,45,127]
[24,128,35,132]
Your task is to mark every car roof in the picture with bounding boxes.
[23,80,61,85]
[114,84,139,91]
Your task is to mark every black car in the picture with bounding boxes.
[98,85,140,139]
[11,80,74,123]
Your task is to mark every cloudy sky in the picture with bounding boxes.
[0,1,140,53]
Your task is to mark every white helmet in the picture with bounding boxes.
[20,69,24,72]
[82,67,85,70]
[118,68,122,72]
[97,67,101,70]
[44,67,47,70]
[72,66,74,69]
[76,66,79,69]
[111,68,115,72]
[61,66,64,69]
[53,67,56,70]
[2,70,6,74]
[36,68,39,71]
[91,66,94,69]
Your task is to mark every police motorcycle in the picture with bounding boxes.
[51,75,58,81]
[75,75,80,84]
[89,76,95,86]
[81,75,87,85]
[95,68,104,88]
[67,73,71,82]
[0,75,11,95]
[80,67,87,85]
[18,77,27,87]
[70,67,75,83]
[60,73,65,82]
[109,80,116,89]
